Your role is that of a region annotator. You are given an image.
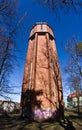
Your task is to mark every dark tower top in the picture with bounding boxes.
[30,22,54,39]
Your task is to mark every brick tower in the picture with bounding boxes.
[21,23,64,119]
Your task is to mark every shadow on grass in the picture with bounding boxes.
[0,111,82,130]
[69,113,82,120]
[69,112,82,127]
[0,111,48,130]
[59,118,76,130]
[40,118,76,130]
[0,111,29,130]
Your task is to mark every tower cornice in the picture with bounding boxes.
[29,22,54,40]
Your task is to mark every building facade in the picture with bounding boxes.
[67,92,82,108]
[21,23,64,119]
[0,100,16,112]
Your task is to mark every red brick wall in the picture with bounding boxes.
[21,23,64,119]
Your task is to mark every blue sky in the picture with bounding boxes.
[4,0,82,102]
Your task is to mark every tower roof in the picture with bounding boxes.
[29,22,54,39]
[31,22,53,31]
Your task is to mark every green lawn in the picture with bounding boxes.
[0,110,82,130]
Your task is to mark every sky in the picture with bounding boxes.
[2,0,82,103]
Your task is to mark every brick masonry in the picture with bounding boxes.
[21,23,64,119]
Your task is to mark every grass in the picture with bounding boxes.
[0,110,82,130]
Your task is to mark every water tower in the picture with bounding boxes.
[21,22,64,119]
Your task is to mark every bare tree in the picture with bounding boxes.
[64,36,82,113]
[36,0,82,15]
[0,0,19,99]
[65,36,82,77]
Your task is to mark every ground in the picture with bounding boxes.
[0,109,82,130]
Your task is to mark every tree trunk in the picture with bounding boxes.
[76,89,80,113]
[77,94,80,113]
